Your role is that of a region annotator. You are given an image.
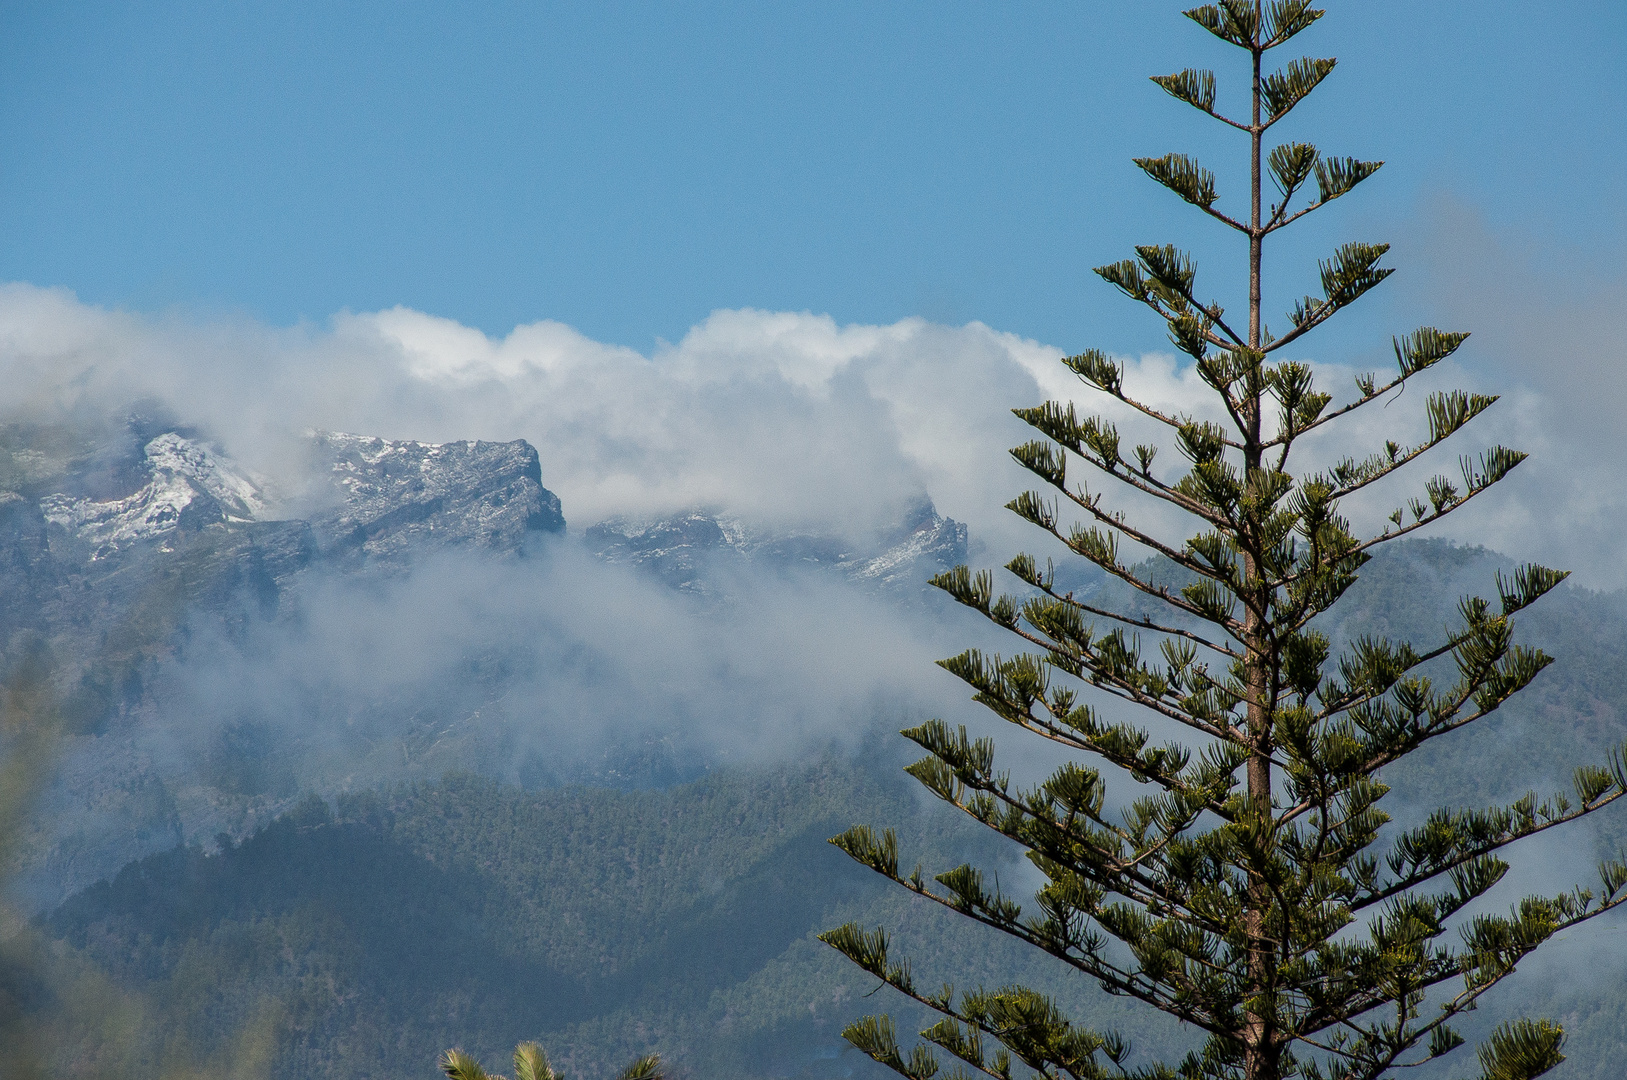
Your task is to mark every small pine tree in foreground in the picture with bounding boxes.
[821,4,1627,1080]
[440,1042,661,1080]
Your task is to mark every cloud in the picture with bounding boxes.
[339,304,1112,550]
[148,541,969,785]
[5,272,1621,906]
[3,282,1592,577]
[0,288,1024,546]
[1376,197,1627,588]
[0,248,1620,587]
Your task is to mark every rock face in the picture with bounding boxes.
[30,429,565,573]
[0,427,314,693]
[308,432,565,562]
[840,498,970,591]
[40,432,268,561]
[3,425,566,730]
[584,497,967,597]
[584,512,744,592]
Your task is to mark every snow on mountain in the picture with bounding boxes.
[841,513,966,588]
[144,432,268,518]
[308,431,565,559]
[40,432,267,558]
[584,499,967,596]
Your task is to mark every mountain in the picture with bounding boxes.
[2,421,563,749]
[583,497,968,597]
[305,431,565,562]
[23,756,1178,1080]
[28,424,565,573]
[0,421,564,673]
[2,416,974,909]
[0,422,575,906]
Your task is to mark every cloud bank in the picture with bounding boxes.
[0,279,1614,583]
[1,252,1620,908]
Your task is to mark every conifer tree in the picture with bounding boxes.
[440,1042,661,1080]
[821,5,1627,1079]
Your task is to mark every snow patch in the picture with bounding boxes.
[41,434,266,558]
[143,433,267,520]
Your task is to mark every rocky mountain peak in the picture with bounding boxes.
[584,498,967,596]
[34,427,567,568]
[40,432,268,560]
[308,432,565,560]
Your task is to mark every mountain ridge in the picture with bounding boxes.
[2,416,975,908]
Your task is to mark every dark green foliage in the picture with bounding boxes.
[1152,69,1217,115]
[822,6,1625,1080]
[1134,154,1219,209]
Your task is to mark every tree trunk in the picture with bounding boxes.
[1243,11,1277,1079]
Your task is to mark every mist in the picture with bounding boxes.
[156,539,969,781]
[5,251,1624,908]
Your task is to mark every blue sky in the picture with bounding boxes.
[1,1,1623,355]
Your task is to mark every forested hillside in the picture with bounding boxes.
[21,752,1180,1079]
[13,540,1627,1079]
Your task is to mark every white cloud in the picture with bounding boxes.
[1391,198,1627,589]
[0,288,1044,548]
[9,280,1622,900]
[0,280,1615,585]
[360,306,641,383]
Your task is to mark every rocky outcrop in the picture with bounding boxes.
[584,498,967,596]
[307,433,565,562]
[840,498,969,590]
[34,429,566,572]
[11,426,565,735]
